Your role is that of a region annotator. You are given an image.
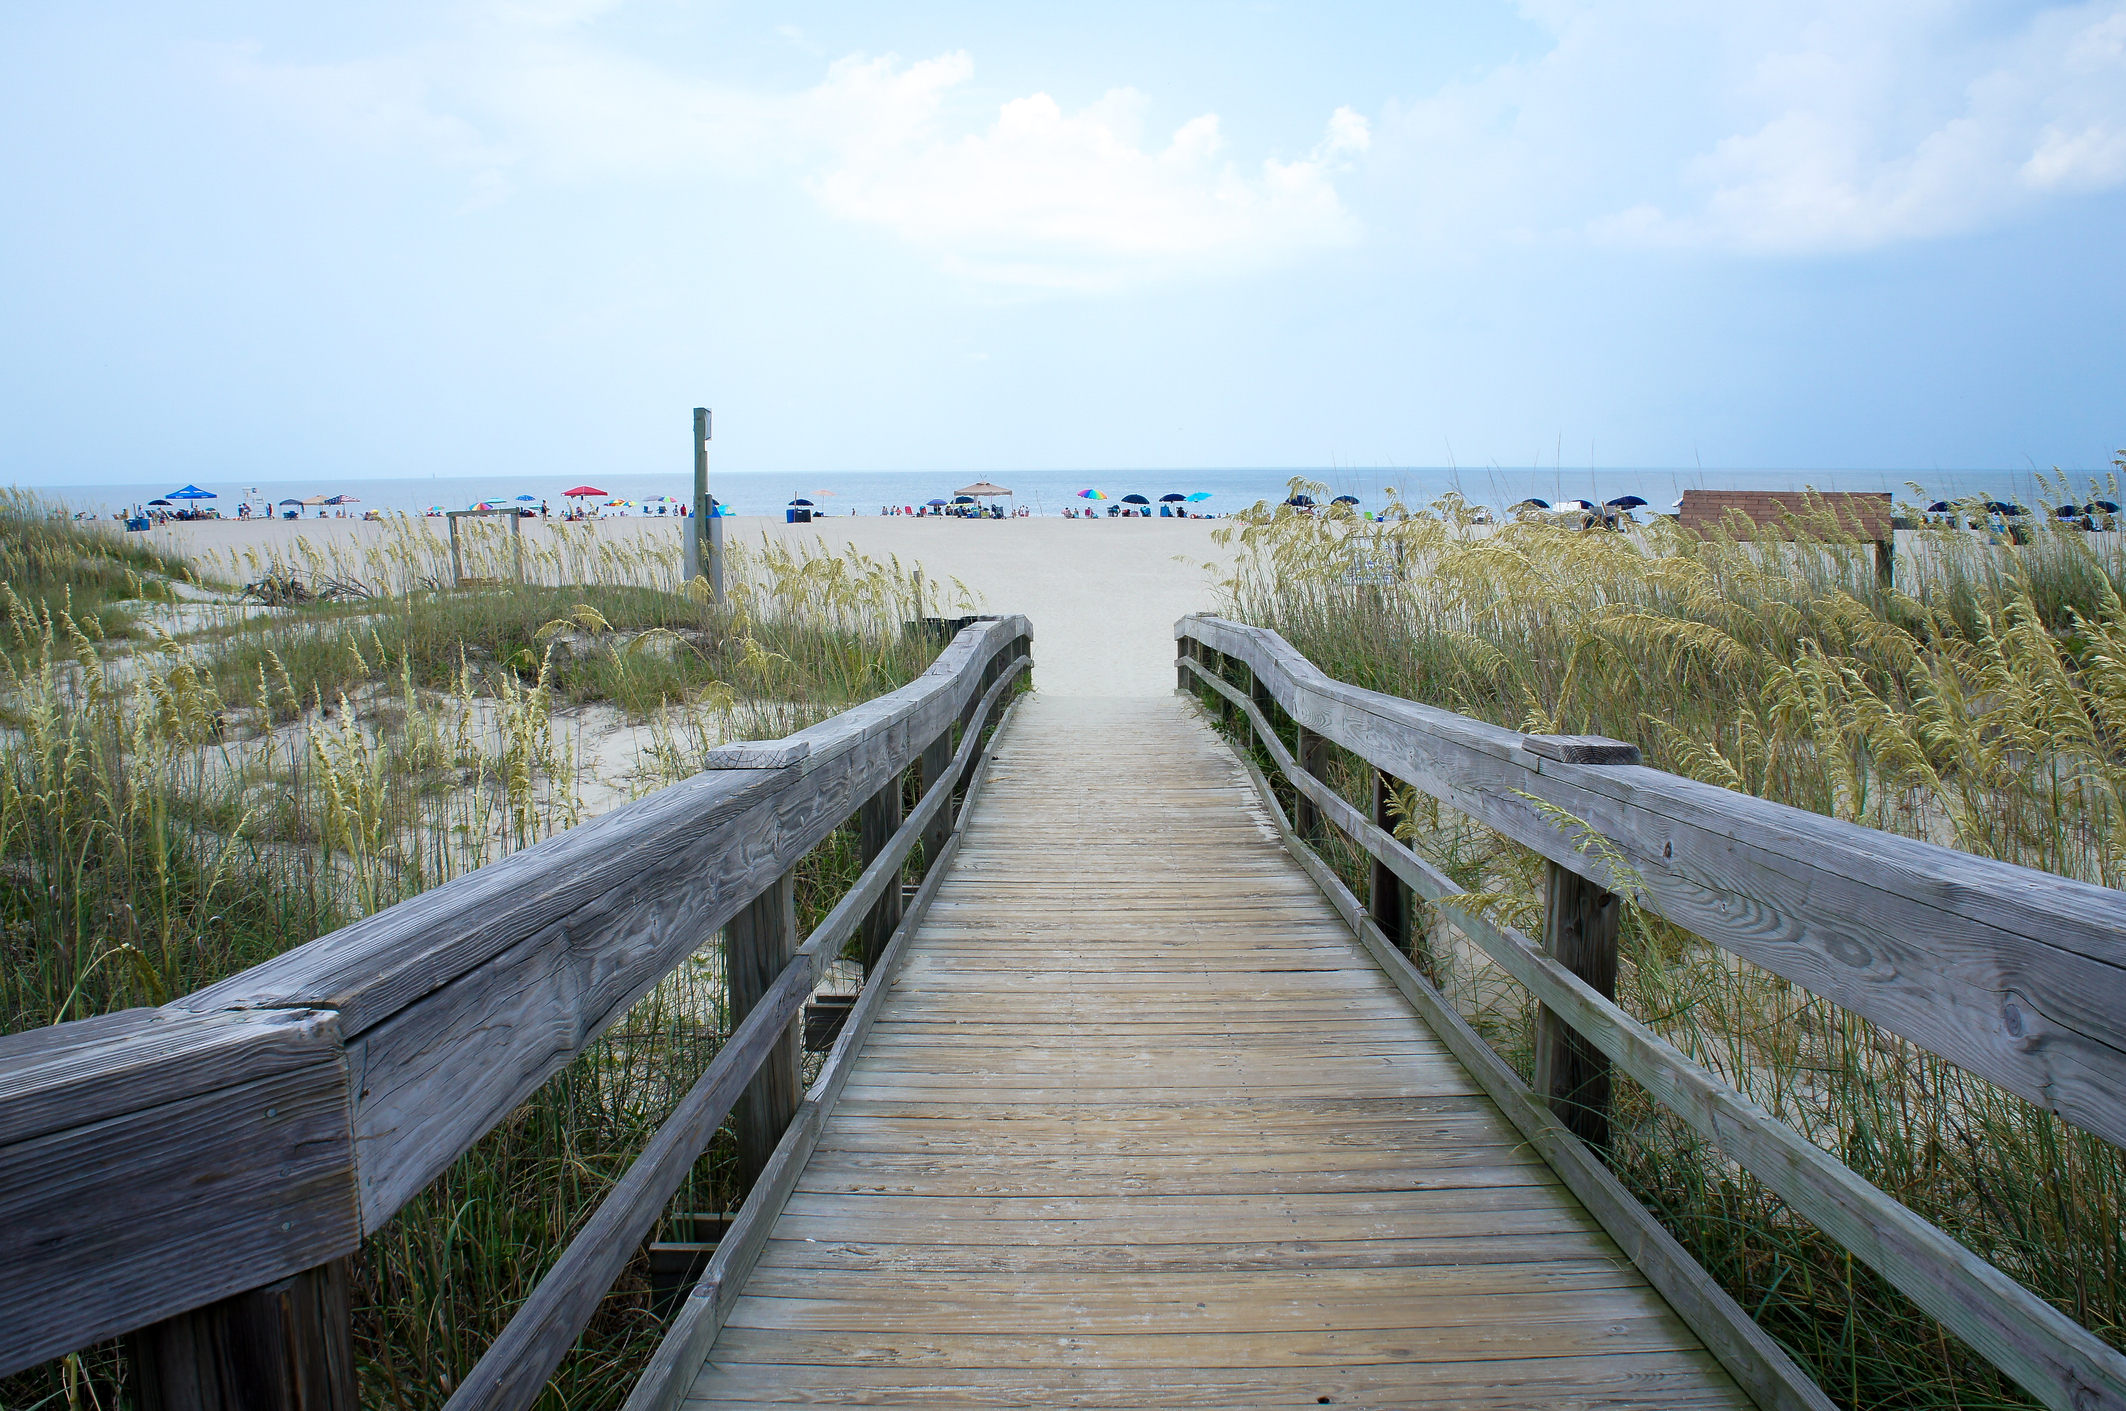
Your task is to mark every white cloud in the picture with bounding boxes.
[805,58,1368,288]
[208,19,1368,291]
[1378,0,2126,256]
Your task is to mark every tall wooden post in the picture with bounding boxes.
[1533,861,1622,1147]
[858,780,904,971]
[128,1259,356,1411]
[919,730,953,876]
[687,407,724,604]
[1294,725,1327,843]
[727,870,800,1190]
[1369,769,1410,954]
[1177,635,1191,693]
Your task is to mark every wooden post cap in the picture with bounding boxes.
[1521,734,1642,765]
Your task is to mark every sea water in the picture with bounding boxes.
[29,465,2099,521]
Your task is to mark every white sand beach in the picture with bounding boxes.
[142,514,1239,697]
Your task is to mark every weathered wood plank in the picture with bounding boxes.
[622,695,1028,1411]
[129,1257,356,1411]
[680,1350,1747,1408]
[1534,859,1620,1147]
[1181,616,2126,1154]
[437,933,818,1411]
[1194,635,2126,1408]
[729,870,800,1191]
[0,620,1029,1375]
[255,619,1023,1229]
[0,1008,357,1377]
[1196,693,1831,1411]
[445,659,1032,1411]
[1187,658,2126,1411]
[672,695,1755,1411]
[857,778,904,970]
[1384,816,2126,1411]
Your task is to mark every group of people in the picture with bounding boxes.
[1064,504,1211,518]
[881,503,1029,518]
[117,506,221,525]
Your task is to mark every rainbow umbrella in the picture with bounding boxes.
[1077,489,1107,500]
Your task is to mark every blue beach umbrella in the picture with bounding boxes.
[166,484,216,500]
[1186,492,1212,502]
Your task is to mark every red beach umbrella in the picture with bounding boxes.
[563,485,608,497]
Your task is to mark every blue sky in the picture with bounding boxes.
[4,1,2122,486]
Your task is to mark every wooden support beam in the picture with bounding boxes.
[1533,860,1622,1149]
[1293,724,1327,843]
[1369,769,1409,955]
[128,1258,355,1411]
[1247,658,1273,733]
[727,871,800,1191]
[857,781,904,972]
[918,730,953,876]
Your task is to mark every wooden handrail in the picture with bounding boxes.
[0,615,1031,1381]
[441,653,1030,1411]
[1178,615,2126,1153]
[1177,617,2126,1411]
[620,684,1031,1411]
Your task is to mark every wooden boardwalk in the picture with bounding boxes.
[686,694,1751,1409]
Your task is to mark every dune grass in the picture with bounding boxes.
[0,503,969,1410]
[1209,470,2126,1408]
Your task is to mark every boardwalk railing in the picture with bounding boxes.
[0,614,1032,1410]
[1177,614,2126,1411]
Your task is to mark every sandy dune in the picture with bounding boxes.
[145,514,1238,697]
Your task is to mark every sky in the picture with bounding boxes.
[3,1,2123,487]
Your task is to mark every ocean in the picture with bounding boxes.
[26,465,2102,521]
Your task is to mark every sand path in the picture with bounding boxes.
[144,515,1237,696]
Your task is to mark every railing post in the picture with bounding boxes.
[128,1258,356,1411]
[1369,769,1410,954]
[728,870,801,1190]
[919,729,953,876]
[1294,725,1326,842]
[1177,635,1192,693]
[1247,660,1273,735]
[858,779,904,972]
[1534,860,1621,1148]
